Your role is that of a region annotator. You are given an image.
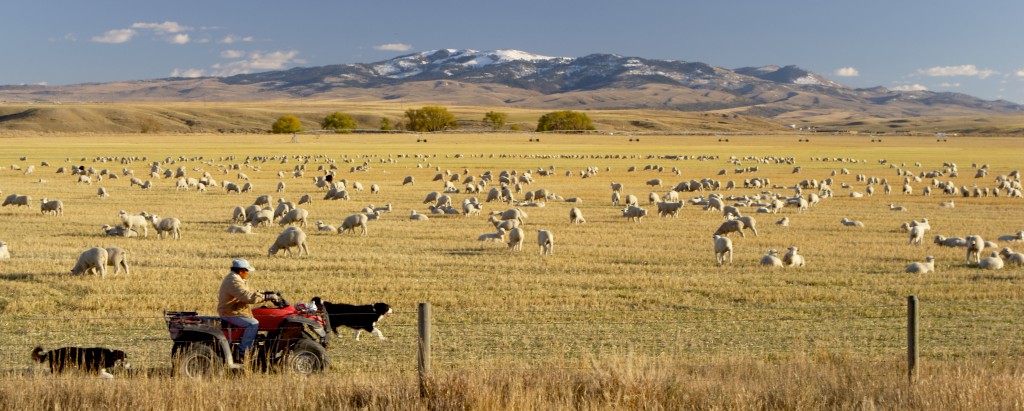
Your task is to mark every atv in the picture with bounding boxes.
[164,292,330,377]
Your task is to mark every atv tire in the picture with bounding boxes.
[284,339,327,375]
[173,342,223,378]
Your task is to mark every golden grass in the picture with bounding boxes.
[0,133,1022,409]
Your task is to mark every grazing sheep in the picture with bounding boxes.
[231,206,247,223]
[339,214,369,235]
[104,247,130,276]
[569,207,585,224]
[227,223,253,234]
[409,210,429,221]
[0,241,10,259]
[498,208,528,225]
[277,208,309,227]
[268,227,309,257]
[488,215,521,231]
[934,235,967,247]
[2,194,31,208]
[622,205,648,222]
[776,217,790,227]
[759,249,783,268]
[478,227,507,243]
[250,209,274,227]
[148,215,182,239]
[782,246,805,267]
[624,194,639,207]
[713,235,733,265]
[840,218,865,228]
[70,247,108,278]
[507,227,525,251]
[276,181,286,193]
[909,225,926,246]
[402,176,415,185]
[611,191,621,206]
[714,220,746,238]
[965,235,986,264]
[997,231,1024,242]
[370,183,380,194]
[39,198,63,216]
[998,247,1024,266]
[734,216,759,237]
[610,182,623,193]
[97,187,109,198]
[537,230,554,256]
[656,201,684,218]
[646,178,662,188]
[648,192,661,205]
[298,194,313,205]
[978,251,1004,270]
[118,210,148,237]
[315,220,336,233]
[905,256,936,274]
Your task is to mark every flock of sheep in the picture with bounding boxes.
[0,149,1021,279]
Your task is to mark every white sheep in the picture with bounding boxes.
[2,194,31,208]
[713,235,733,265]
[537,230,554,256]
[298,194,313,205]
[0,241,10,259]
[909,225,926,246]
[714,220,745,237]
[569,207,585,224]
[889,203,908,212]
[370,183,380,194]
[782,246,805,267]
[105,247,130,276]
[402,176,415,185]
[657,201,684,218]
[278,208,309,227]
[70,247,108,278]
[97,187,109,198]
[840,218,865,228]
[934,235,967,247]
[622,205,648,222]
[776,217,790,227]
[269,227,309,257]
[624,194,639,207]
[998,247,1024,266]
[997,231,1024,242]
[478,227,507,243]
[231,206,247,223]
[339,214,369,235]
[507,227,524,251]
[148,215,182,239]
[760,249,783,268]
[227,223,253,234]
[611,191,621,206]
[409,210,429,221]
[39,198,64,216]
[733,216,759,237]
[965,235,985,264]
[905,256,936,274]
[315,220,336,233]
[276,181,286,193]
[978,251,1004,270]
[118,210,148,237]
[250,209,274,227]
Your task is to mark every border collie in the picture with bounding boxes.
[32,346,127,376]
[311,297,391,340]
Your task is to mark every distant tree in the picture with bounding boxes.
[272,115,303,134]
[321,112,357,133]
[139,116,162,134]
[405,106,458,132]
[509,124,522,131]
[379,118,393,131]
[483,111,508,131]
[536,110,595,132]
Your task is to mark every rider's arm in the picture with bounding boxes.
[226,275,266,304]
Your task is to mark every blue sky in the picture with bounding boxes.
[3,0,1024,103]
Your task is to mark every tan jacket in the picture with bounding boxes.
[217,272,266,317]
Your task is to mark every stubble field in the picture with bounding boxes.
[0,133,1021,410]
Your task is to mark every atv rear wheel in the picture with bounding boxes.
[284,339,327,375]
[173,342,223,378]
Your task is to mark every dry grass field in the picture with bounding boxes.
[0,132,1022,409]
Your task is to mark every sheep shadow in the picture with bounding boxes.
[0,273,37,282]
[443,248,487,257]
[970,273,1018,282]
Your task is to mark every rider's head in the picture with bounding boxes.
[230,259,254,278]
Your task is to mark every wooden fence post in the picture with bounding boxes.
[418,302,431,397]
[907,295,918,382]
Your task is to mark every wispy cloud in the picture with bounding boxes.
[220,50,245,59]
[1015,70,1024,78]
[170,68,205,78]
[168,34,190,45]
[919,65,995,79]
[132,21,192,34]
[834,67,859,77]
[91,29,136,44]
[211,50,304,76]
[219,35,254,44]
[939,82,960,88]
[893,84,928,91]
[373,43,412,52]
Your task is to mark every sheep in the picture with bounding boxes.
[905,256,936,274]
[0,241,9,259]
[569,207,585,224]
[965,235,986,264]
[656,201,684,218]
[70,247,108,278]
[278,208,309,227]
[231,206,247,223]
[2,194,31,208]
[253,194,273,207]
[507,227,525,251]
[537,230,554,255]
[488,215,521,231]
[276,181,286,193]
[39,198,63,216]
[998,247,1024,266]
[423,191,440,205]
[101,224,136,237]
[298,194,313,205]
[339,214,369,235]
[840,218,865,228]
[713,235,733,265]
[227,223,253,234]
[104,247,130,276]
[611,191,621,206]
[97,187,109,198]
[782,246,805,267]
[759,249,784,268]
[498,208,528,225]
[734,216,759,237]
[978,251,1004,270]
[776,217,790,227]
[648,192,661,205]
[909,225,926,246]
[610,182,623,193]
[148,215,182,239]
[714,220,746,238]
[646,178,662,188]
[409,210,429,221]
[997,231,1024,242]
[934,235,967,247]
[118,210,148,237]
[268,227,309,257]
[273,201,295,220]
[939,200,955,208]
[478,227,507,243]
[624,194,639,207]
[315,220,337,233]
[402,176,415,185]
[889,203,908,212]
[370,183,380,194]
[622,205,648,222]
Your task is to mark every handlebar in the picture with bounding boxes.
[262,291,289,308]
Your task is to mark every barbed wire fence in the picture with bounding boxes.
[0,296,1020,381]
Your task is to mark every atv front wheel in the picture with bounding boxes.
[284,339,327,375]
[173,342,223,378]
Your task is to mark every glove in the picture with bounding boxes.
[262,291,279,302]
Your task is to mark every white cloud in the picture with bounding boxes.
[219,35,254,44]
[220,49,245,59]
[132,21,192,34]
[170,68,205,78]
[939,82,960,88]
[211,50,304,76]
[168,34,190,45]
[64,33,77,42]
[893,84,928,91]
[1015,70,1024,78]
[834,67,859,77]
[373,43,412,52]
[919,65,995,79]
[91,29,136,44]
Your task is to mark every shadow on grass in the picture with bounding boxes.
[443,248,486,256]
[970,273,1019,281]
[0,273,37,282]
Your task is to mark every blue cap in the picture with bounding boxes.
[231,258,254,271]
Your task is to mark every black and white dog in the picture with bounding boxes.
[32,346,127,376]
[311,297,392,340]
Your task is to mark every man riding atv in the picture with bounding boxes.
[218,259,277,366]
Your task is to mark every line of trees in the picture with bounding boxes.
[270,108,594,134]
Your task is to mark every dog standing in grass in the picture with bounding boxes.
[32,346,127,377]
